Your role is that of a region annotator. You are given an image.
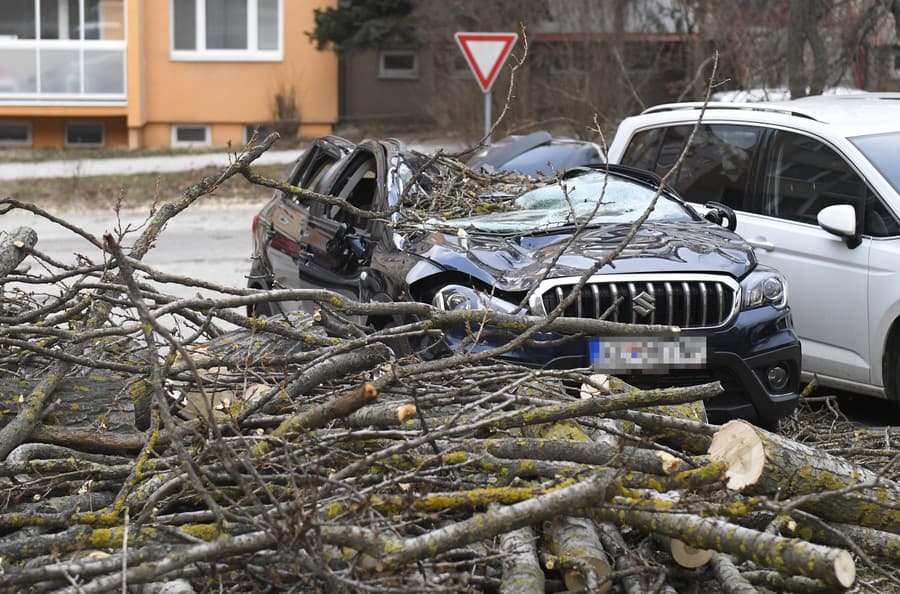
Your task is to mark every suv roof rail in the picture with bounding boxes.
[641,102,820,121]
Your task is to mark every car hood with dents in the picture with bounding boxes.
[404,221,756,292]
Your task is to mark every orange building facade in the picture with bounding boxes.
[0,0,338,148]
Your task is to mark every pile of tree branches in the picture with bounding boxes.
[1,137,899,593]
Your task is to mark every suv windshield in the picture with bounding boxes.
[438,171,692,233]
[850,132,900,193]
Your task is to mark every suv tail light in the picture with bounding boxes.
[252,214,260,235]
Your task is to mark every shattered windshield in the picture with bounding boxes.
[436,171,692,233]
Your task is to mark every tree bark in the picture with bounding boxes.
[709,419,900,533]
[595,522,648,594]
[0,374,136,434]
[486,437,687,475]
[607,409,718,454]
[540,516,611,593]
[499,525,544,594]
[710,553,758,594]
[0,226,37,278]
[741,569,833,593]
[593,502,855,588]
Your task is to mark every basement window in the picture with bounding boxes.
[378,50,417,79]
[65,121,104,147]
[0,121,32,146]
[172,124,211,146]
[244,123,276,144]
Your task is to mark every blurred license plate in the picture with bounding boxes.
[588,336,706,372]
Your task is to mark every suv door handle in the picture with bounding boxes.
[747,238,775,251]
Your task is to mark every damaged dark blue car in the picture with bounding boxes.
[248,136,801,426]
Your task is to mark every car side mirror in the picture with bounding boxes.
[817,204,861,248]
[703,202,737,231]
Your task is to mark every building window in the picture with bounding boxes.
[244,123,276,144]
[0,0,127,102]
[378,50,417,79]
[65,121,104,146]
[172,124,211,146]
[0,121,32,146]
[171,0,283,61]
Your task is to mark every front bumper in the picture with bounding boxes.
[444,305,801,427]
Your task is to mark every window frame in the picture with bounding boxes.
[244,123,277,145]
[169,0,283,62]
[0,120,33,146]
[757,127,885,234]
[0,0,128,104]
[378,50,418,79]
[64,120,105,147]
[171,123,211,147]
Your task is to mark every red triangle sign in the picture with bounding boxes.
[455,32,518,93]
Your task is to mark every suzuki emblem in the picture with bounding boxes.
[632,291,656,317]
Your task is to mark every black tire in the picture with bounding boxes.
[247,281,276,318]
[891,346,900,406]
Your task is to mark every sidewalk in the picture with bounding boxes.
[0,140,468,181]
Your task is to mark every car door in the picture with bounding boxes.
[291,144,383,314]
[265,137,353,313]
[738,129,872,384]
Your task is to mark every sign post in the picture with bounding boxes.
[454,32,518,144]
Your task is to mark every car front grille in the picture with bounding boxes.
[536,275,738,329]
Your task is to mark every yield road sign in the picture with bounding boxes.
[454,32,518,93]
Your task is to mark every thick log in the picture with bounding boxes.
[595,522,647,594]
[607,409,718,453]
[741,570,833,593]
[498,525,544,594]
[0,374,136,434]
[540,516,611,593]
[786,518,900,562]
[709,419,900,533]
[593,502,855,588]
[710,553,758,593]
[486,437,686,475]
[0,226,37,278]
[661,535,713,569]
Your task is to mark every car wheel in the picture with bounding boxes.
[883,326,900,405]
[247,281,276,318]
[248,297,275,318]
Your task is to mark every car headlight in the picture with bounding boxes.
[432,285,521,314]
[740,266,787,310]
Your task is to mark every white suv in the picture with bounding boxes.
[607,94,900,402]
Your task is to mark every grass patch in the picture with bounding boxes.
[2,164,287,213]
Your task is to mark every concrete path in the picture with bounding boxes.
[0,140,467,181]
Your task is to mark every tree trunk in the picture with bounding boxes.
[709,419,900,533]
[788,0,811,98]
[593,502,855,588]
